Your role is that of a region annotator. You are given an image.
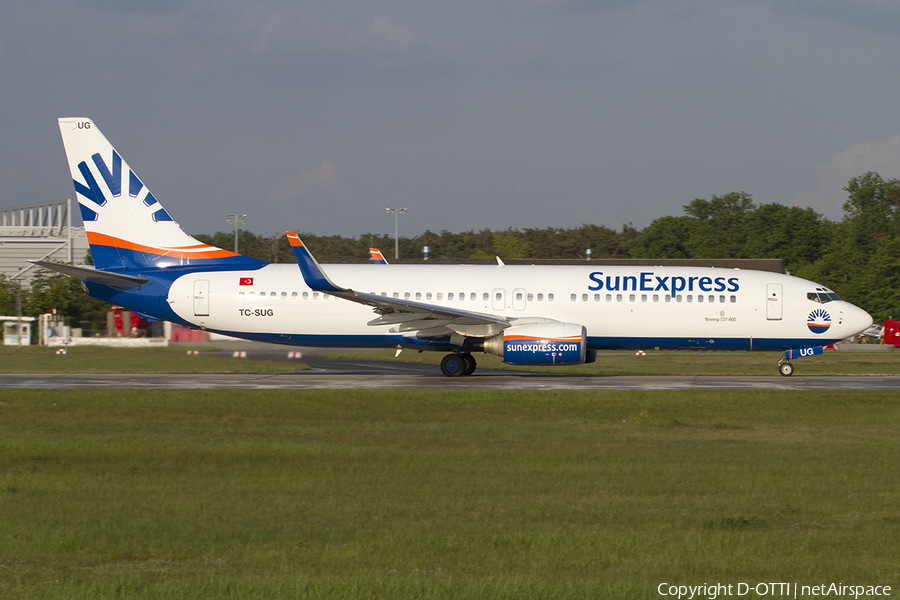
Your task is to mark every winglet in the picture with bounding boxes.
[369,248,389,264]
[286,232,347,294]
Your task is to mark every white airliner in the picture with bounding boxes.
[38,118,873,377]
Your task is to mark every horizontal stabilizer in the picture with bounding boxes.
[30,261,149,286]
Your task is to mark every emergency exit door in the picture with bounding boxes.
[766,283,782,320]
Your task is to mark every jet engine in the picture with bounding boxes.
[484,322,594,365]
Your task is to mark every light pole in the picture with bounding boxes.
[385,207,407,259]
[227,214,246,254]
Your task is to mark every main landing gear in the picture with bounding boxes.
[441,353,477,377]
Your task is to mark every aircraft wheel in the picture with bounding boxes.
[462,354,477,376]
[441,354,466,377]
[779,361,794,377]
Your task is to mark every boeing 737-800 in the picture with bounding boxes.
[37,118,873,377]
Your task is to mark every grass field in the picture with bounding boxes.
[2,389,899,598]
[0,346,306,374]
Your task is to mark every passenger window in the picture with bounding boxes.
[641,294,647,302]
[471,293,477,301]
[665,295,671,303]
[404,292,410,300]
[730,295,737,303]
[323,294,329,300]
[698,295,703,303]
[426,292,432,300]
[687,295,693,303]
[291,292,298,299]
[448,293,454,300]
[594,294,600,302]
[459,293,464,301]
[571,294,577,301]
[581,294,588,302]
[483,293,489,301]
[302,292,308,299]
[719,295,725,303]
[517,292,524,301]
[676,295,682,303]
[437,292,443,300]
[249,291,256,297]
[238,291,245,297]
[616,294,623,302]
[270,291,276,298]
[629,294,635,302]
[606,294,612,302]
[548,293,554,301]
[527,293,534,301]
[281,292,287,299]
[537,293,544,301]
[259,291,266,297]
[313,292,319,299]
[653,294,659,302]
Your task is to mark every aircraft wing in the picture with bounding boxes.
[30,261,149,287]
[286,232,509,337]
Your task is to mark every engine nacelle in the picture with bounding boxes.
[484,322,590,366]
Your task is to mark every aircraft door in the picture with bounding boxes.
[194,279,210,317]
[512,288,526,311]
[492,288,505,311]
[766,283,782,320]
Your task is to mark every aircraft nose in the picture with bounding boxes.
[842,303,873,337]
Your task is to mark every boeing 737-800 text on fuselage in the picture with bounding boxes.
[37,118,873,377]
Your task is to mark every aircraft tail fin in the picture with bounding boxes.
[58,118,264,271]
[369,248,389,264]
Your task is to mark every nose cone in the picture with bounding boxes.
[841,302,873,338]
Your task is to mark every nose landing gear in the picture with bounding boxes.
[778,360,794,377]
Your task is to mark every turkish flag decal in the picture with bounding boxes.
[239,278,254,286]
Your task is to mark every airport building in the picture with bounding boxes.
[0,199,90,285]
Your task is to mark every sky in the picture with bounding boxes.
[2,0,900,240]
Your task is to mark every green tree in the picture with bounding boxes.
[808,172,900,318]
[25,271,110,333]
[0,274,21,316]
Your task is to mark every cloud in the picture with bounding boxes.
[792,135,900,218]
[531,0,643,12]
[768,0,900,37]
[234,9,451,76]
[77,0,186,15]
[270,161,353,205]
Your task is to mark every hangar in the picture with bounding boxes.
[0,199,89,285]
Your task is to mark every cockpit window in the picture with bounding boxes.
[808,290,842,303]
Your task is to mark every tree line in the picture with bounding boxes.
[3,171,898,331]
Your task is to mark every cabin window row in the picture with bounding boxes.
[237,290,737,304]
[570,293,738,303]
[236,291,558,301]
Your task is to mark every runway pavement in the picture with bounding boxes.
[2,356,899,390]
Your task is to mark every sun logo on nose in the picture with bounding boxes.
[807,308,831,334]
